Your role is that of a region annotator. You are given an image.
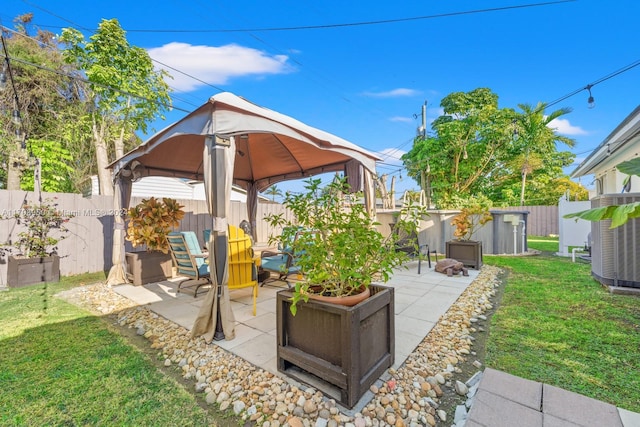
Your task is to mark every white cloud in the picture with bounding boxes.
[147,42,292,92]
[362,88,420,98]
[547,118,588,136]
[389,116,413,123]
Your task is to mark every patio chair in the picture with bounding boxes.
[168,229,259,315]
[227,225,259,316]
[167,231,211,297]
[259,227,303,288]
[390,223,432,274]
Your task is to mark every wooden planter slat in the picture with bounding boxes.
[277,284,394,408]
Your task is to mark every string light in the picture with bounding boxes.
[586,84,595,109]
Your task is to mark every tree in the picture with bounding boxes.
[1,14,80,190]
[511,103,576,205]
[401,88,588,207]
[264,185,283,202]
[402,88,516,207]
[59,19,172,196]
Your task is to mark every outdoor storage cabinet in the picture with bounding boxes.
[276,284,394,408]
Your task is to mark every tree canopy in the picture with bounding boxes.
[401,88,588,207]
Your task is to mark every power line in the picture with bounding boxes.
[73,1,576,33]
[2,53,193,113]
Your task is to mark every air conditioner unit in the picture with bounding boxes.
[591,193,640,288]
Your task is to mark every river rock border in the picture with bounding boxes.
[58,265,501,427]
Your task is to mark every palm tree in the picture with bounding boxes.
[264,185,283,202]
[513,103,575,205]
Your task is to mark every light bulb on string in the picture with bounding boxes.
[586,84,596,109]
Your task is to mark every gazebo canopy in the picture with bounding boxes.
[108,92,380,342]
[110,91,380,192]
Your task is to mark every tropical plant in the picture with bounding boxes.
[450,197,493,241]
[264,185,283,202]
[0,197,73,258]
[264,177,421,314]
[564,158,640,228]
[126,197,185,253]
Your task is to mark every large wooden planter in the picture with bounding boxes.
[7,255,60,287]
[446,240,483,269]
[277,284,395,408]
[125,251,173,286]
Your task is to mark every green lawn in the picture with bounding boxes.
[485,248,640,413]
[0,273,225,426]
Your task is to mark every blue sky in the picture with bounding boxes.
[3,0,640,198]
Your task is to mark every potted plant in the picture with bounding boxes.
[0,197,72,287]
[125,197,185,285]
[264,177,421,408]
[446,198,493,269]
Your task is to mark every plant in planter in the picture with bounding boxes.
[0,197,73,287]
[264,176,423,408]
[125,197,185,285]
[446,197,493,268]
[265,176,416,314]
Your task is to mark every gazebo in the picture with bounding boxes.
[106,92,380,341]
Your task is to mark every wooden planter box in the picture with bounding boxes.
[446,240,483,269]
[7,255,60,287]
[276,284,395,408]
[125,251,173,286]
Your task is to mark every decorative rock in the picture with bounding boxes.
[455,380,469,396]
[205,392,216,404]
[233,400,246,414]
[288,416,304,427]
[59,264,504,427]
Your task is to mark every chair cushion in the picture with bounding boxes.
[261,254,289,272]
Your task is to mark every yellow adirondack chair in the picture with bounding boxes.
[227,225,259,316]
[169,227,258,315]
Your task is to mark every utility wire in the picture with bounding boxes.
[69,1,576,33]
[1,53,193,113]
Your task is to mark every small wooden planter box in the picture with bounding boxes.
[125,251,173,286]
[276,284,394,408]
[7,255,60,287]
[446,240,483,269]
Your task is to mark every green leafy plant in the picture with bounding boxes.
[565,157,640,228]
[265,177,423,314]
[126,197,185,253]
[451,201,493,241]
[0,197,73,258]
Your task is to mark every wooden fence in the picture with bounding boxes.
[0,189,558,285]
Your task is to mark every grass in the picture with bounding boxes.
[3,238,639,420]
[0,272,224,426]
[485,237,640,413]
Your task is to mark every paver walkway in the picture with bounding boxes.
[467,368,640,427]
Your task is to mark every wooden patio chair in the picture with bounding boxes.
[227,225,259,316]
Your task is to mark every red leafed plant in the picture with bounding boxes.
[451,205,492,241]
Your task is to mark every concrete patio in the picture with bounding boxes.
[113,259,476,375]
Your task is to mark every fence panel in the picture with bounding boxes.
[1,187,559,285]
